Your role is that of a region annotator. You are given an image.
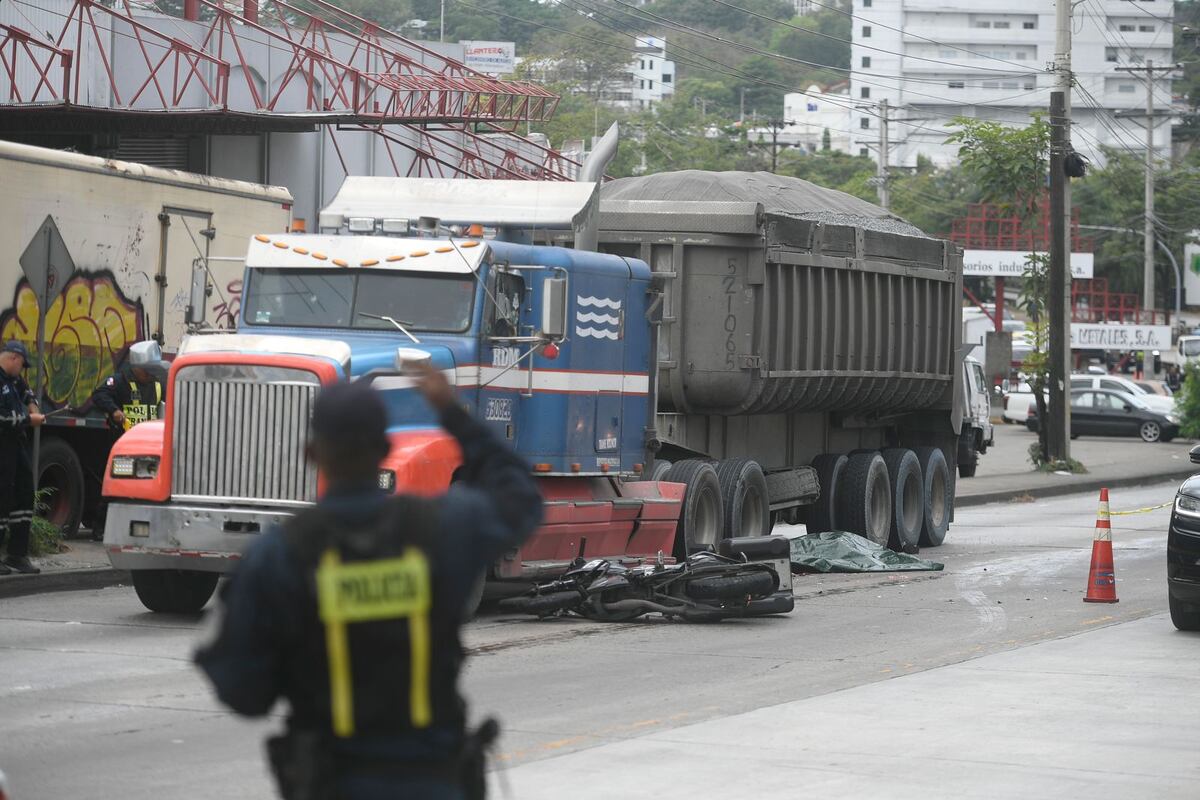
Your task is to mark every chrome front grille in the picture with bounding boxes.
[172,364,320,505]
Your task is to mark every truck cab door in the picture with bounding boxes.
[479,267,527,443]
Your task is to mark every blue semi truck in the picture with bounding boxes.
[102,169,964,613]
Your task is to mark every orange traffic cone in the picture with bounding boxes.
[1083,488,1119,603]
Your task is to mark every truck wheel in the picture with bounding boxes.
[648,459,673,481]
[808,454,847,533]
[663,460,724,557]
[881,449,923,552]
[131,570,219,614]
[716,458,770,540]
[915,447,952,547]
[836,452,892,546]
[36,438,85,540]
[463,573,486,621]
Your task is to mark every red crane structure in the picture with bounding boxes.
[0,0,579,180]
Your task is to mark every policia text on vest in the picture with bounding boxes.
[91,369,162,430]
[195,370,544,800]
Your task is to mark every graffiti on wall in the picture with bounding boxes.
[0,271,145,408]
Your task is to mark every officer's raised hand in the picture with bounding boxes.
[408,360,456,411]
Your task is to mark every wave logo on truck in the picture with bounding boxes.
[0,272,144,408]
[575,295,621,341]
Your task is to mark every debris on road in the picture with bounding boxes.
[790,532,944,573]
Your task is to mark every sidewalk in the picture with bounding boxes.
[957,423,1196,506]
[0,540,126,599]
[494,615,1200,799]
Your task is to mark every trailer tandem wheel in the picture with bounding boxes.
[715,458,771,541]
[914,447,952,547]
[881,448,923,553]
[836,452,892,546]
[807,454,847,534]
[662,460,724,558]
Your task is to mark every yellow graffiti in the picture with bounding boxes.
[0,275,143,408]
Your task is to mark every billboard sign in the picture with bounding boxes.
[963,249,1094,279]
[1070,323,1172,351]
[461,41,515,74]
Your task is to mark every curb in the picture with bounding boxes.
[0,566,129,599]
[955,468,1194,508]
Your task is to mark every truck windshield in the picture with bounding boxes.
[1182,339,1200,357]
[243,269,476,332]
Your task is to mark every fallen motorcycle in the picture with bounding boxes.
[498,536,794,622]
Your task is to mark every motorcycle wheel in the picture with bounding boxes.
[497,591,579,616]
[684,570,776,601]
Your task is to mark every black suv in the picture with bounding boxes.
[1169,446,1200,630]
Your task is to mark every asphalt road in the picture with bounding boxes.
[0,481,1194,798]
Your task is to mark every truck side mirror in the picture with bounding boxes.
[542,277,568,340]
[186,257,208,327]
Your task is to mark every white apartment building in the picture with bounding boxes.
[781,84,853,152]
[608,36,676,110]
[850,0,1177,168]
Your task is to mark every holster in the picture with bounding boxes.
[266,729,338,800]
[459,717,500,800]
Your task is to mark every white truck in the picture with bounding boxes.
[0,140,292,537]
[958,354,994,478]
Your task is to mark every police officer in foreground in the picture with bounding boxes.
[195,361,543,800]
[0,341,46,575]
[91,340,165,432]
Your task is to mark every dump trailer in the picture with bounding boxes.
[577,171,965,551]
[100,169,962,614]
[0,140,293,538]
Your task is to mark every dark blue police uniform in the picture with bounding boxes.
[196,402,543,799]
[0,367,37,566]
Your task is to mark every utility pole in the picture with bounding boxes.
[877,98,890,210]
[1046,0,1073,464]
[1117,60,1180,312]
[755,119,786,173]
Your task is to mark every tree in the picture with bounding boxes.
[821,128,831,151]
[945,115,1074,470]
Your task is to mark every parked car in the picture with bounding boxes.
[1069,374,1175,415]
[1002,381,1039,424]
[1168,448,1200,630]
[1135,379,1173,398]
[1027,388,1179,442]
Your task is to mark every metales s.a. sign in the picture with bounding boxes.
[1069,324,1171,351]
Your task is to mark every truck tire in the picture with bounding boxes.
[957,432,979,478]
[36,437,85,540]
[648,459,673,482]
[807,454,847,533]
[131,570,219,614]
[836,452,891,546]
[915,447,952,547]
[662,460,724,557]
[716,458,771,540]
[881,449,923,553]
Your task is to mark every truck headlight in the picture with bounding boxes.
[378,469,396,492]
[1175,494,1200,519]
[112,456,160,479]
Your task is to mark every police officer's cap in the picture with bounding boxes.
[1,340,30,368]
[311,382,388,452]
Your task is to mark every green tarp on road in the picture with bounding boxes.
[790,531,944,573]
